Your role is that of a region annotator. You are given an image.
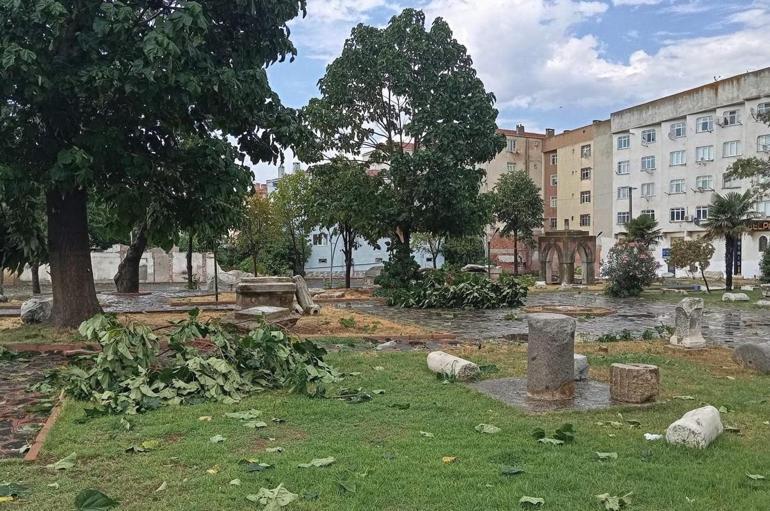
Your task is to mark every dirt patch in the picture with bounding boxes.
[170,293,236,306]
[291,306,437,337]
[0,317,22,330]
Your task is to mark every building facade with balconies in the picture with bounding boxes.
[610,67,770,278]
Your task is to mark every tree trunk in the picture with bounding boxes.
[186,232,194,289]
[31,262,41,294]
[700,268,711,293]
[0,267,4,296]
[113,224,148,293]
[47,189,102,328]
[513,231,519,276]
[343,228,353,289]
[252,254,258,276]
[725,235,734,291]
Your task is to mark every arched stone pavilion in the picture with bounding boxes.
[538,230,597,285]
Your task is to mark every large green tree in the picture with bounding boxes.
[237,191,279,276]
[623,215,662,249]
[0,0,309,326]
[492,170,544,275]
[703,191,757,291]
[306,9,504,286]
[272,171,312,276]
[308,158,381,287]
[668,237,715,292]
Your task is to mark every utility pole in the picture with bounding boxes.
[627,186,638,220]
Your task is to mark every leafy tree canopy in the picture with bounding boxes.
[623,215,662,248]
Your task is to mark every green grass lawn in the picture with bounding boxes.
[640,286,766,309]
[2,342,769,510]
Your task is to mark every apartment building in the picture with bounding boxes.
[611,67,770,278]
[485,125,546,272]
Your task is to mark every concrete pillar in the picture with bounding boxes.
[583,262,595,285]
[526,313,576,400]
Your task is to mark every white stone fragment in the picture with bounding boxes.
[741,285,755,291]
[722,292,750,302]
[534,281,547,289]
[665,405,723,449]
[426,351,480,381]
[644,433,663,441]
[376,340,397,351]
[574,354,589,381]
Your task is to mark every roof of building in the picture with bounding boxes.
[497,128,546,139]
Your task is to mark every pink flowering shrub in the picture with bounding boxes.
[601,240,659,297]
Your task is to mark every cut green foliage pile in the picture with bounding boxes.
[385,270,528,309]
[62,310,340,414]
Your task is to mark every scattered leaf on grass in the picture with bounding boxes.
[210,435,226,444]
[47,452,76,471]
[596,492,632,510]
[0,483,27,498]
[674,395,695,400]
[74,489,119,511]
[501,466,525,476]
[554,423,575,443]
[266,447,284,453]
[596,452,618,461]
[225,409,262,420]
[271,417,286,424]
[0,496,14,503]
[442,456,457,464]
[243,421,268,429]
[198,416,213,422]
[246,462,273,472]
[155,482,167,492]
[725,425,741,433]
[246,484,298,508]
[419,431,434,438]
[373,366,384,371]
[206,465,220,475]
[372,389,385,395]
[388,403,410,410]
[747,473,766,480]
[718,405,734,413]
[303,490,320,501]
[229,479,241,486]
[537,437,564,446]
[519,496,544,506]
[475,424,501,434]
[47,483,59,490]
[298,457,336,468]
[337,479,356,494]
[120,418,132,431]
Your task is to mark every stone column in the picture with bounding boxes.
[669,297,706,348]
[527,313,576,400]
[560,262,575,284]
[610,363,659,403]
[583,262,595,285]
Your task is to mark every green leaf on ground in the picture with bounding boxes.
[519,496,544,506]
[596,492,632,510]
[229,479,241,486]
[475,424,501,434]
[337,479,356,494]
[75,489,119,510]
[298,457,335,468]
[209,435,226,443]
[246,462,273,472]
[537,437,564,445]
[596,452,619,461]
[554,423,575,443]
[747,473,766,480]
[0,483,27,497]
[388,403,410,410]
[419,431,434,438]
[141,440,160,450]
[531,428,546,440]
[225,409,262,420]
[372,389,385,395]
[266,447,284,453]
[501,466,525,476]
[674,395,695,400]
[272,417,286,423]
[46,452,76,470]
[155,481,167,492]
[246,484,298,509]
[120,418,132,431]
[302,490,320,501]
[243,421,268,429]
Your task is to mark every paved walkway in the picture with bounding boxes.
[0,351,67,459]
[344,291,770,346]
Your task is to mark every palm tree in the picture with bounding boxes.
[703,190,757,291]
[624,214,662,248]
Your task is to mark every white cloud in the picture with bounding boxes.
[612,0,662,5]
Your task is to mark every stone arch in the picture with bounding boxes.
[574,242,596,284]
[540,243,563,284]
[537,230,597,285]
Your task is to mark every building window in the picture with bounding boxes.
[549,218,558,229]
[318,258,328,264]
[506,162,515,172]
[312,233,328,246]
[670,207,686,222]
[670,150,686,166]
[550,196,557,208]
[550,174,558,186]
[670,121,686,138]
[695,206,709,221]
[581,144,592,158]
[617,187,630,200]
[641,182,655,197]
[507,138,516,152]
[641,129,656,144]
[696,115,713,133]
[723,174,740,189]
[617,135,630,150]
[760,236,769,252]
[756,200,770,217]
[580,167,591,180]
[550,153,558,165]
[696,145,714,162]
[758,135,770,152]
[616,160,630,175]
[617,211,630,225]
[580,214,591,227]
[580,191,591,204]
[641,155,656,171]
[723,140,742,158]
[696,175,713,190]
[721,109,741,126]
[758,103,770,116]
[669,179,686,194]
[640,209,655,221]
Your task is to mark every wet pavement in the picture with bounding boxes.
[0,351,67,459]
[340,292,770,346]
[469,378,614,413]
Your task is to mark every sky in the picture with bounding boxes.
[251,0,770,181]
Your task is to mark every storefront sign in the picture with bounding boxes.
[749,220,770,232]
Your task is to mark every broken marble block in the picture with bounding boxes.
[574,354,589,381]
[610,363,659,403]
[669,297,706,348]
[426,351,480,381]
[732,342,770,374]
[722,292,750,302]
[666,405,723,448]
